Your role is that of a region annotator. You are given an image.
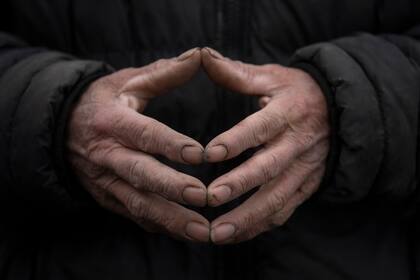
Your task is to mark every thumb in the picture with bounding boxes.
[120,48,202,99]
[201,47,279,96]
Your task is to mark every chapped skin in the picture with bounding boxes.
[67,47,329,244]
[201,48,329,244]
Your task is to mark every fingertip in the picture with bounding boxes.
[210,223,236,244]
[185,220,210,243]
[204,144,228,163]
[177,47,201,62]
[207,185,232,207]
[181,145,204,165]
[182,186,207,207]
[178,48,202,75]
[202,47,224,59]
[201,47,225,72]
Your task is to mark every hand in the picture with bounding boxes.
[67,48,210,242]
[202,48,330,244]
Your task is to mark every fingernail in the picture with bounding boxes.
[178,48,200,61]
[211,223,236,244]
[209,185,232,205]
[186,222,210,242]
[203,47,223,59]
[182,187,207,207]
[181,145,204,164]
[205,145,228,162]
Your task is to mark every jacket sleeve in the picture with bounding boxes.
[289,26,420,204]
[0,32,113,216]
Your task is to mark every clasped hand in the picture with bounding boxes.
[68,48,330,244]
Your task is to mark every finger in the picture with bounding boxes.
[120,47,201,99]
[78,172,135,219]
[79,170,162,233]
[269,167,324,223]
[108,180,210,242]
[111,109,204,164]
[259,96,271,109]
[205,102,288,162]
[234,168,324,243]
[210,159,318,244]
[99,146,207,207]
[201,47,281,96]
[207,133,304,207]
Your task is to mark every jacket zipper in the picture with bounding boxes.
[220,0,250,57]
[214,1,253,280]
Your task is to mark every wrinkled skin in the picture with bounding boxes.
[67,48,211,242]
[67,47,330,245]
[201,48,330,244]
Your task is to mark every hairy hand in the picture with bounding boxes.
[67,48,210,242]
[202,48,330,244]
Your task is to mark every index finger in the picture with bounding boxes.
[106,179,210,242]
[205,102,288,162]
[111,108,204,164]
[210,160,317,244]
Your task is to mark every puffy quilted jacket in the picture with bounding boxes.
[0,1,420,279]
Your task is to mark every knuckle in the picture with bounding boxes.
[152,58,169,71]
[133,121,151,149]
[261,164,273,183]
[253,115,271,144]
[126,194,146,217]
[73,157,107,180]
[299,133,316,148]
[154,175,179,198]
[287,131,314,151]
[298,146,327,166]
[88,143,121,165]
[300,173,323,196]
[299,183,315,198]
[144,59,166,77]
[92,109,123,134]
[260,154,279,181]
[161,137,180,158]
[239,211,256,232]
[255,111,284,142]
[128,160,143,188]
[291,161,312,179]
[269,211,288,227]
[269,190,287,213]
[228,125,249,154]
[240,63,255,82]
[100,177,120,192]
[160,216,181,233]
[149,211,167,227]
[138,121,168,153]
[141,168,182,200]
[299,153,318,167]
[235,172,251,194]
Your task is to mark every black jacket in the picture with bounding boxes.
[0,1,420,279]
